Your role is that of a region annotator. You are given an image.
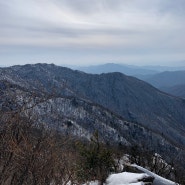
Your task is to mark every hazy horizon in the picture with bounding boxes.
[0,0,185,67]
[1,62,185,70]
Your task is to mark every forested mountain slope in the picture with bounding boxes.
[1,63,185,149]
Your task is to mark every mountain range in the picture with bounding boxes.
[74,63,185,75]
[74,63,157,76]
[74,63,185,99]
[139,71,185,99]
[161,84,185,99]
[0,63,185,163]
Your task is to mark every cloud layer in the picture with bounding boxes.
[0,0,185,66]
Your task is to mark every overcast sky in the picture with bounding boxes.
[0,0,185,67]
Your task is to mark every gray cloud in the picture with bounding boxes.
[0,0,185,66]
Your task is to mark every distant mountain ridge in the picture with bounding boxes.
[75,63,158,76]
[1,63,185,152]
[140,71,185,88]
[74,63,185,76]
[139,71,185,99]
[161,84,185,99]
[75,63,185,99]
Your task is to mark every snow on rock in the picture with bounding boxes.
[131,164,179,185]
[82,181,99,185]
[106,172,150,185]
